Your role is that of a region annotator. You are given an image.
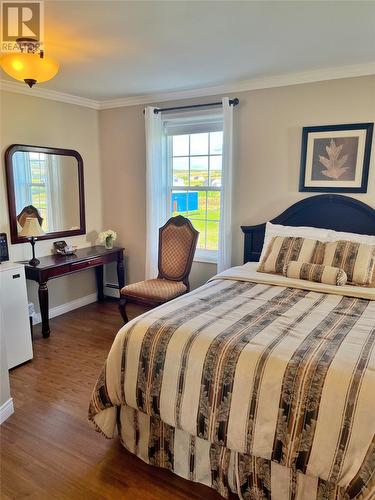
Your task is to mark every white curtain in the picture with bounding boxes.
[217,97,234,273]
[45,155,62,232]
[145,107,167,279]
[13,152,32,214]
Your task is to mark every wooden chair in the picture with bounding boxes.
[119,215,199,323]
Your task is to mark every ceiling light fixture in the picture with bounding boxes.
[0,38,59,88]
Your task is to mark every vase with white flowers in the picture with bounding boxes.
[99,229,117,250]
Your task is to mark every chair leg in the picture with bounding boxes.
[119,296,129,324]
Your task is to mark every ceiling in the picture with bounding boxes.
[2,1,375,102]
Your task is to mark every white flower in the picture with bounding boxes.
[99,229,117,243]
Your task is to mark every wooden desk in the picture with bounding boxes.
[20,246,125,338]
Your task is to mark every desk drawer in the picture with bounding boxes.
[70,257,102,272]
[48,264,71,278]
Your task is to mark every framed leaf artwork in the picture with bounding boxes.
[299,123,373,193]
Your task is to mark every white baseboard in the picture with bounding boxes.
[33,293,98,325]
[0,398,14,425]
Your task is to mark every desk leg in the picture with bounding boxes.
[95,265,104,301]
[117,252,125,296]
[38,282,50,338]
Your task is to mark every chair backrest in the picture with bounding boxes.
[158,215,199,288]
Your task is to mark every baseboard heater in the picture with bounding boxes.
[106,283,120,290]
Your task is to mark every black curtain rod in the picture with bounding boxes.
[151,97,239,114]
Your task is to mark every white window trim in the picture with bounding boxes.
[194,249,218,264]
[166,124,223,264]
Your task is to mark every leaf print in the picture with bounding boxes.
[216,395,232,421]
[317,481,333,499]
[212,479,228,498]
[243,487,267,500]
[359,443,375,484]
[297,420,317,453]
[319,139,349,179]
[256,458,271,490]
[276,408,289,445]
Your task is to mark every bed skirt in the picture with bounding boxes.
[116,404,354,500]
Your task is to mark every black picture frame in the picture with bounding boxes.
[299,123,373,193]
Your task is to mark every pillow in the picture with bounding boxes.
[259,222,331,263]
[283,261,347,286]
[328,230,375,287]
[258,236,326,275]
[322,240,375,286]
[328,229,375,245]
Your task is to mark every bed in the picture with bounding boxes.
[89,194,375,500]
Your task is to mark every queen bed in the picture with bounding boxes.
[89,195,375,500]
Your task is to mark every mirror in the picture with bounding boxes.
[5,145,86,244]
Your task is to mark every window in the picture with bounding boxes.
[14,151,50,232]
[167,130,223,261]
[28,152,49,231]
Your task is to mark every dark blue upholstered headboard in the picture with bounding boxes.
[241,195,375,263]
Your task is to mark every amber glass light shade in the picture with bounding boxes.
[0,52,59,87]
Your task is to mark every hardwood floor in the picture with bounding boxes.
[1,300,223,500]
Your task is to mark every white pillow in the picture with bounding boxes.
[327,229,375,245]
[259,222,331,262]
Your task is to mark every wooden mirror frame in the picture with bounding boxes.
[5,144,86,244]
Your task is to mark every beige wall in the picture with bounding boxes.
[100,76,375,289]
[1,76,374,310]
[0,91,103,312]
[231,76,375,265]
[100,105,146,285]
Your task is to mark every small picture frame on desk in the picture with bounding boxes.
[53,240,67,254]
[53,240,77,256]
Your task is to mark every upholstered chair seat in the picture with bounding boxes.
[120,279,187,302]
[119,215,199,323]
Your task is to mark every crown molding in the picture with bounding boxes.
[1,62,374,111]
[98,62,375,109]
[0,79,100,109]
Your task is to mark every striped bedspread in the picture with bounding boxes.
[89,271,375,499]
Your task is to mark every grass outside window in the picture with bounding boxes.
[169,131,223,255]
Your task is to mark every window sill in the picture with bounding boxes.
[193,252,218,265]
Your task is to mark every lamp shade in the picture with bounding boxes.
[19,217,45,237]
[0,52,59,87]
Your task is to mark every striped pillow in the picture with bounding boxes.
[283,261,347,286]
[257,236,325,275]
[322,240,375,286]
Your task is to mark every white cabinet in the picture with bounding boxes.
[0,263,33,369]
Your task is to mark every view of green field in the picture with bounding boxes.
[172,188,220,250]
[170,132,223,251]
[171,168,221,188]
